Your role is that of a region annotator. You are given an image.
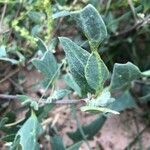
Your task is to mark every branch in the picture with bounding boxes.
[110,15,150,39]
[0,94,84,105]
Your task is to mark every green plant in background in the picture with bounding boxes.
[0,2,150,150]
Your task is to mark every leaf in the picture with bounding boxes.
[64,73,82,96]
[81,106,119,114]
[105,12,118,33]
[71,4,107,50]
[85,51,109,93]
[59,37,93,95]
[88,88,115,107]
[1,134,16,142]
[28,11,45,24]
[68,115,106,142]
[48,38,58,52]
[17,95,39,110]
[47,89,71,102]
[67,141,83,150]
[36,104,54,121]
[50,135,65,150]
[109,90,137,112]
[0,117,8,129]
[110,62,141,91]
[32,50,58,86]
[11,111,43,150]
[36,38,47,53]
[142,0,150,12]
[0,45,7,57]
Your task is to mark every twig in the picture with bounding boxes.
[0,68,20,84]
[0,94,84,105]
[8,78,25,94]
[0,3,7,28]
[124,124,149,150]
[72,105,92,150]
[128,0,137,22]
[0,94,17,100]
[110,15,150,38]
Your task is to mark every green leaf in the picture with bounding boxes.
[59,37,93,95]
[0,117,8,129]
[11,111,43,150]
[28,11,45,24]
[142,0,150,12]
[67,141,83,150]
[68,115,106,142]
[17,95,39,110]
[110,62,141,91]
[1,134,16,142]
[109,90,137,112]
[87,88,115,107]
[36,104,54,121]
[0,45,7,57]
[85,51,109,93]
[64,73,82,97]
[36,38,47,53]
[47,89,71,102]
[48,38,58,52]
[50,135,65,150]
[71,4,107,50]
[81,106,119,114]
[32,50,58,86]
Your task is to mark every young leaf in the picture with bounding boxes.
[59,37,94,95]
[85,51,109,93]
[32,50,58,86]
[71,4,107,50]
[17,95,38,110]
[11,111,43,150]
[67,115,106,142]
[88,88,115,107]
[50,135,65,150]
[110,62,141,91]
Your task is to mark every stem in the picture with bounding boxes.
[124,124,149,150]
[0,3,7,28]
[0,94,84,105]
[72,105,92,150]
[128,0,137,22]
